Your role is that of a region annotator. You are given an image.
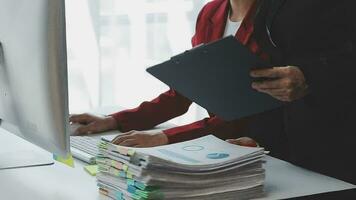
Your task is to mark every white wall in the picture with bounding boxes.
[66,0,211,126]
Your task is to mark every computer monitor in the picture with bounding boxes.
[0,0,70,169]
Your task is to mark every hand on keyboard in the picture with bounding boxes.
[69,123,82,135]
[69,113,118,136]
[111,130,168,148]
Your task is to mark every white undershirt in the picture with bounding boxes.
[223,15,242,37]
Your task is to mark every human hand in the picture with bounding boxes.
[226,137,259,147]
[250,66,308,102]
[111,130,168,148]
[69,113,118,135]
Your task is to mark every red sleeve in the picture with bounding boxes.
[110,89,192,132]
[163,116,250,144]
[191,1,207,46]
[111,1,248,141]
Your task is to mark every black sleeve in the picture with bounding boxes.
[347,1,356,43]
[300,51,356,101]
[298,1,356,102]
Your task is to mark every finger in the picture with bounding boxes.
[227,138,246,146]
[252,79,285,90]
[227,138,258,147]
[111,131,136,143]
[117,139,138,147]
[75,123,100,135]
[257,88,289,96]
[278,96,293,102]
[226,139,240,145]
[69,114,92,124]
[256,89,289,101]
[250,67,286,78]
[70,126,83,136]
[69,114,84,123]
[112,135,134,145]
[114,130,137,138]
[273,95,290,102]
[122,130,136,135]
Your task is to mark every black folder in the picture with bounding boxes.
[147,36,282,121]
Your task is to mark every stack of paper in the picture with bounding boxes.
[96,135,266,200]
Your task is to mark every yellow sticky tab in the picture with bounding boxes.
[127,172,133,179]
[84,165,98,176]
[123,164,128,172]
[128,149,135,156]
[53,154,75,168]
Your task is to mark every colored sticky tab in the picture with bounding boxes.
[127,172,133,179]
[114,191,124,200]
[119,171,126,178]
[135,181,148,191]
[84,165,98,176]
[127,179,135,186]
[111,159,123,169]
[123,164,128,172]
[127,185,137,194]
[116,146,129,155]
[53,154,74,167]
[128,149,135,156]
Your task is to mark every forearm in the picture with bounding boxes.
[110,89,192,132]
[163,116,250,144]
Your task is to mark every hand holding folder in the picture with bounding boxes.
[147,36,282,121]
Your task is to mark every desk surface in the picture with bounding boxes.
[0,106,355,200]
[1,130,355,200]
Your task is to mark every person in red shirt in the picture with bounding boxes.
[70,0,307,148]
[73,0,356,184]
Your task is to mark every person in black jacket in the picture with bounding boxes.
[243,0,356,184]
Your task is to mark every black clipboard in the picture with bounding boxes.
[147,36,281,121]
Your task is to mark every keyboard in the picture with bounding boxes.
[69,123,122,164]
[70,136,100,164]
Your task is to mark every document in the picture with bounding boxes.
[147,36,282,121]
[97,135,266,200]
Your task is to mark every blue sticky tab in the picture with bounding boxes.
[115,191,124,200]
[127,185,137,194]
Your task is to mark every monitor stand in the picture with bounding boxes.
[0,127,54,170]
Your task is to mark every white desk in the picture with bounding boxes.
[1,130,355,200]
[0,106,355,200]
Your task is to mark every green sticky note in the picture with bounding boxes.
[84,165,99,176]
[123,164,128,172]
[53,154,75,167]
